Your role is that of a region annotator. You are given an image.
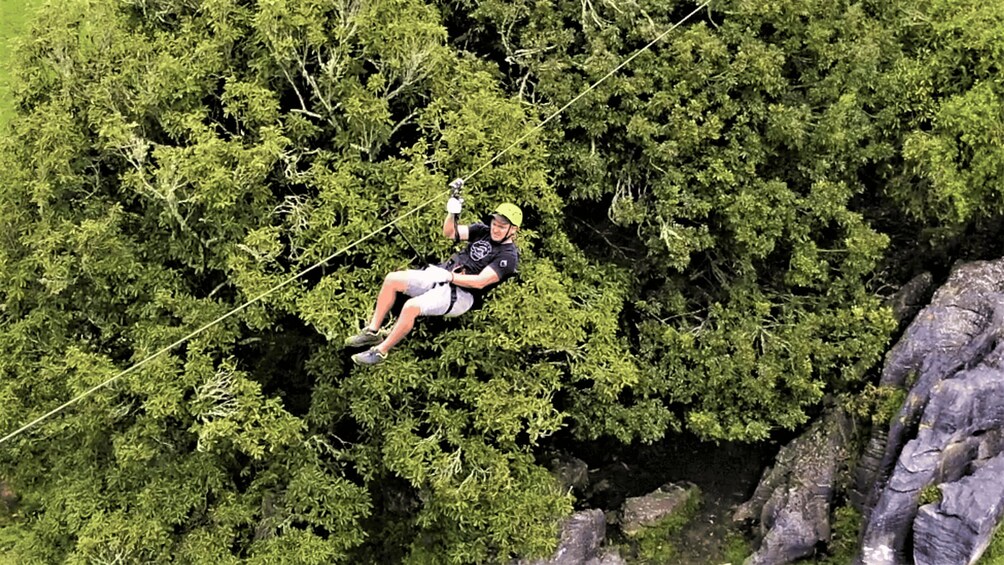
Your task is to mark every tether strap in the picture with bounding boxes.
[444,284,459,315]
[452,213,460,242]
[433,280,459,315]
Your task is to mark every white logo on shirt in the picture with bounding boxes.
[470,241,492,262]
[500,260,508,268]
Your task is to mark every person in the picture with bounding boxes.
[346,179,522,365]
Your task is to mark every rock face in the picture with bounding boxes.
[856,259,1004,564]
[517,509,626,565]
[913,452,1004,564]
[733,408,852,565]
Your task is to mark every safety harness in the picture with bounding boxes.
[442,282,459,315]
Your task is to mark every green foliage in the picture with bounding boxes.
[882,0,1004,230]
[0,0,579,560]
[0,0,42,127]
[845,384,907,426]
[919,484,942,506]
[460,0,902,440]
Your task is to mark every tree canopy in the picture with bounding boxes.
[1,0,1002,561]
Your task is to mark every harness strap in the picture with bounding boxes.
[432,280,460,315]
[444,284,459,315]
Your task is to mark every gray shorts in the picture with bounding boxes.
[402,267,474,317]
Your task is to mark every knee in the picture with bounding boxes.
[384,271,408,291]
[401,300,422,319]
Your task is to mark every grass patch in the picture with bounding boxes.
[0,0,41,127]
[721,530,752,564]
[814,505,862,565]
[982,527,1004,565]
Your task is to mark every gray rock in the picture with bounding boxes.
[584,548,627,565]
[850,433,888,511]
[857,258,1004,564]
[886,271,934,326]
[517,509,606,565]
[734,408,852,565]
[620,481,699,537]
[548,453,590,495]
[914,452,1004,565]
[860,367,1004,564]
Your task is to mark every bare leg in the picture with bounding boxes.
[369,272,408,331]
[377,301,421,354]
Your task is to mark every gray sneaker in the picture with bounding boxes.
[344,328,383,348]
[351,348,387,366]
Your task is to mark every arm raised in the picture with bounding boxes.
[442,214,470,241]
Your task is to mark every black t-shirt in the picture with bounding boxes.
[441,222,518,293]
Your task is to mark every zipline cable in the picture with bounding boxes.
[0,0,711,446]
[0,197,439,446]
[463,0,712,182]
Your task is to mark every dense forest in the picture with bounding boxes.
[1,0,1003,562]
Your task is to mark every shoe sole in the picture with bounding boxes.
[351,354,384,365]
[344,334,383,348]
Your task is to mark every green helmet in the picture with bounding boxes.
[493,202,523,227]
